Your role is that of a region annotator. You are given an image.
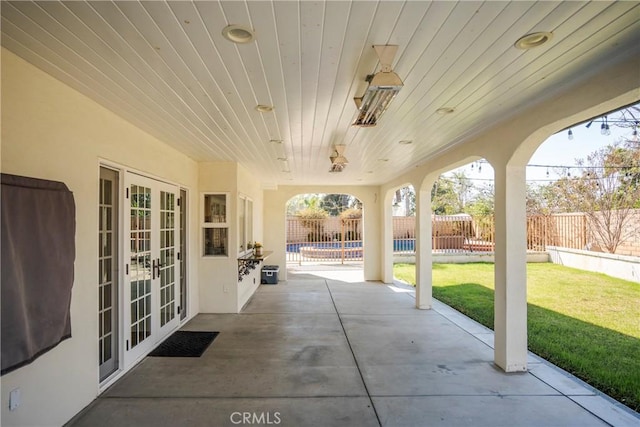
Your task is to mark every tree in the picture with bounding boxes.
[540,144,640,253]
[286,194,322,216]
[431,177,459,215]
[604,142,640,204]
[450,171,473,211]
[465,183,494,217]
[431,172,474,214]
[320,194,357,216]
[393,186,415,216]
[613,104,640,142]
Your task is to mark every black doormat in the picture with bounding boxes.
[148,331,219,357]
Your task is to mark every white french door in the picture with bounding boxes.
[123,173,180,367]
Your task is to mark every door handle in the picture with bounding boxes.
[151,259,157,280]
[155,257,163,279]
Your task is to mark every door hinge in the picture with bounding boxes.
[177,306,181,314]
[126,340,129,351]
[126,187,129,199]
[177,251,181,261]
[126,264,129,275]
[177,197,181,207]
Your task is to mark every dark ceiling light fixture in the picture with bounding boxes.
[222,24,255,44]
[514,31,553,50]
[353,45,404,127]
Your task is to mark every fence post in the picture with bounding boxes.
[341,220,345,264]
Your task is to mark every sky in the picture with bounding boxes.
[444,106,638,186]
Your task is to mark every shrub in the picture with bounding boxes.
[296,207,329,228]
[340,208,362,220]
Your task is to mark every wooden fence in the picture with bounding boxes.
[393,214,588,254]
[286,217,363,263]
[286,211,639,262]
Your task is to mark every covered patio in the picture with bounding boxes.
[2,1,640,425]
[68,267,637,427]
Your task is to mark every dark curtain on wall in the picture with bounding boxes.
[1,173,76,375]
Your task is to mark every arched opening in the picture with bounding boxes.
[388,184,416,285]
[285,193,364,268]
[392,161,498,303]
[525,103,640,256]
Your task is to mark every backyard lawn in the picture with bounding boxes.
[393,262,640,412]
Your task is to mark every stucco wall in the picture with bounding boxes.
[548,246,640,283]
[1,49,201,426]
[198,162,239,313]
[196,162,265,313]
[236,164,265,310]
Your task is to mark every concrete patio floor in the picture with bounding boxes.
[69,267,640,427]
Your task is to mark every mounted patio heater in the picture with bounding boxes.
[329,145,348,173]
[353,45,403,127]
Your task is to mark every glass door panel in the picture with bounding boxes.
[158,187,179,335]
[126,180,154,363]
[99,167,119,381]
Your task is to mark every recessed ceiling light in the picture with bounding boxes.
[222,24,255,44]
[436,107,455,115]
[255,104,274,113]
[514,31,553,50]
[398,140,413,145]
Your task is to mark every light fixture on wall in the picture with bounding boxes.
[329,145,348,172]
[353,45,403,127]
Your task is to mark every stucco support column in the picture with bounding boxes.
[415,188,432,309]
[493,163,528,372]
[382,192,394,283]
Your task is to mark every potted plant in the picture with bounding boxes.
[254,242,263,256]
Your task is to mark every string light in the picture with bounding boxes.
[565,107,639,140]
[468,159,637,171]
[600,116,611,135]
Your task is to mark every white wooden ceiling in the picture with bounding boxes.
[2,1,639,187]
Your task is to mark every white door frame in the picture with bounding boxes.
[122,172,180,368]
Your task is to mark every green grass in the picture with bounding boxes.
[393,262,640,411]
